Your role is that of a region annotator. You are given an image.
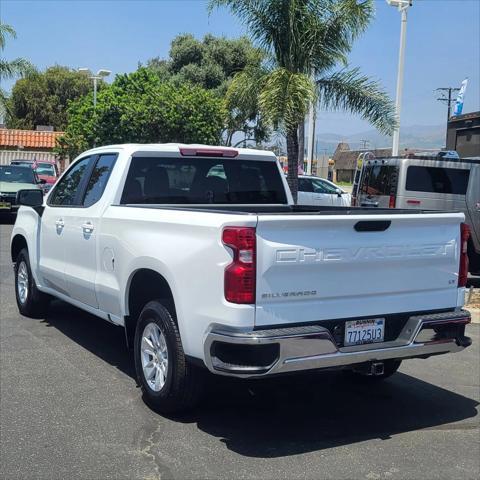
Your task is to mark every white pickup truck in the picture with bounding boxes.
[11,144,472,413]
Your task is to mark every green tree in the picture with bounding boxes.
[146,34,269,146]
[57,68,226,159]
[210,0,396,202]
[6,66,97,130]
[0,22,35,118]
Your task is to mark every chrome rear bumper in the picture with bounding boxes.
[203,310,471,377]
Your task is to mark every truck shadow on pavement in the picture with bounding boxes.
[42,300,479,459]
[191,371,479,458]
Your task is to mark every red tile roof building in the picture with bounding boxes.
[0,128,65,168]
[0,128,64,151]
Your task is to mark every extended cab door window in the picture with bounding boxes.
[82,154,117,207]
[48,157,92,206]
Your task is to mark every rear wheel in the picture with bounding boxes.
[14,248,50,318]
[134,300,203,414]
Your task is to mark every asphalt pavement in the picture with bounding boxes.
[1,220,479,480]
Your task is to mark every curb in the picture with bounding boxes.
[466,307,480,324]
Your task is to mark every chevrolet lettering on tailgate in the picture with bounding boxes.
[274,242,454,263]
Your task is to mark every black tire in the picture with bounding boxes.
[134,300,203,414]
[14,248,50,318]
[345,359,402,381]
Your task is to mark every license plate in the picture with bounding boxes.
[344,318,385,346]
[0,201,11,210]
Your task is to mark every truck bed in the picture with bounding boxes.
[122,203,453,215]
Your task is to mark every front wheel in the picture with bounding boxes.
[14,248,50,318]
[134,300,203,414]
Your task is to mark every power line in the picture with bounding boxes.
[359,139,370,150]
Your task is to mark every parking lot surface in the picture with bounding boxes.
[1,221,479,480]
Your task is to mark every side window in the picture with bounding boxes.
[49,157,91,206]
[316,179,338,194]
[82,154,117,207]
[311,179,330,194]
[298,178,313,192]
[406,166,470,194]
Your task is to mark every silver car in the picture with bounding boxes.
[356,157,480,275]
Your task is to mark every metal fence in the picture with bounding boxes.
[0,150,60,166]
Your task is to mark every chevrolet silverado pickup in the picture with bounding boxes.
[11,144,472,413]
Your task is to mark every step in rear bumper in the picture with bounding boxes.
[203,310,471,378]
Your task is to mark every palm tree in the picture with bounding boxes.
[0,22,35,120]
[209,0,396,202]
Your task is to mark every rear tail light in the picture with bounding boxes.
[389,194,396,209]
[458,223,470,287]
[222,227,256,304]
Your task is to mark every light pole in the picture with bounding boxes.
[387,0,412,156]
[78,68,111,109]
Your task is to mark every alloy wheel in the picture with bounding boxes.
[140,322,169,392]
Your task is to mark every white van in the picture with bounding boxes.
[356,157,480,275]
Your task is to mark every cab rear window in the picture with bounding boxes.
[121,156,287,204]
[406,166,470,194]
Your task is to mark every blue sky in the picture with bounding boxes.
[1,0,479,135]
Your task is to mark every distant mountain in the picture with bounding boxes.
[315,124,446,155]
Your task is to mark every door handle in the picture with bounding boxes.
[55,219,65,228]
[82,222,94,234]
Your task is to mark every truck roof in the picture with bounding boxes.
[78,143,277,161]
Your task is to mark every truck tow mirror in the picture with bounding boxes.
[17,189,44,208]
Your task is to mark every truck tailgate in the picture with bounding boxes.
[255,212,463,326]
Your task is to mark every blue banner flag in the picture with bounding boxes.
[453,78,468,116]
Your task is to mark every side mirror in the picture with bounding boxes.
[335,188,343,198]
[38,178,47,184]
[16,189,44,207]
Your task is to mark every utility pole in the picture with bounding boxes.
[436,87,460,123]
[387,0,413,157]
[436,87,460,147]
